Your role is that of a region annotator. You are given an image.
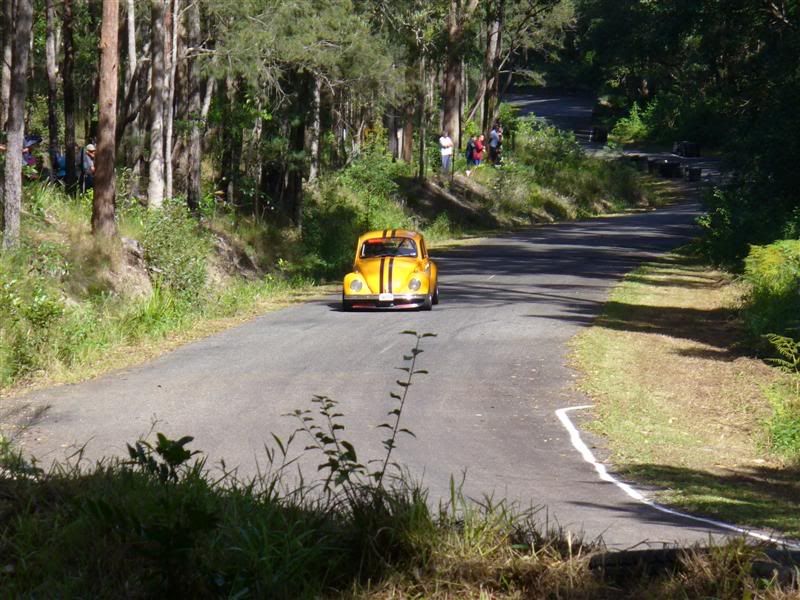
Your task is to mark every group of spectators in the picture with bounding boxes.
[438,122,504,177]
[2,135,96,190]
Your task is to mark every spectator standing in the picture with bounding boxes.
[496,125,504,165]
[465,134,476,176]
[80,143,96,191]
[439,130,454,175]
[488,123,500,165]
[473,134,485,168]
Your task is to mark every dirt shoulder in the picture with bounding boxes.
[572,251,800,538]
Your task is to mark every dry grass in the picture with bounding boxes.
[573,251,800,537]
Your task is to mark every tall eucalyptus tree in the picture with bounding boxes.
[148,0,166,208]
[93,0,120,238]
[2,0,33,249]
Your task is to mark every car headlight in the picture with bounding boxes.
[408,278,421,291]
[349,279,363,292]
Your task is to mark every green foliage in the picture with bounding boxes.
[577,0,800,260]
[0,185,314,391]
[302,147,414,278]
[135,201,211,296]
[765,334,800,459]
[127,434,202,484]
[495,102,520,136]
[742,240,800,338]
[0,271,64,383]
[481,116,645,221]
[423,213,457,242]
[462,118,479,138]
[610,102,650,143]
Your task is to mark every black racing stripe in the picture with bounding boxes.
[388,258,394,293]
[379,257,385,293]
[382,229,388,238]
[390,228,396,238]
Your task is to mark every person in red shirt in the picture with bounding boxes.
[473,134,485,168]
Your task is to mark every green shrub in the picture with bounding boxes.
[423,213,457,242]
[0,266,65,383]
[135,201,211,296]
[696,184,800,267]
[609,95,727,147]
[765,334,800,459]
[302,147,413,278]
[611,102,651,143]
[483,116,642,220]
[743,240,800,337]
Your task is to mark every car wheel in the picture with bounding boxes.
[342,293,353,312]
[420,292,433,311]
[432,285,439,305]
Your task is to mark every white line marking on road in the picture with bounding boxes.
[487,275,496,280]
[555,405,800,550]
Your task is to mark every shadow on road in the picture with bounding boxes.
[578,463,800,541]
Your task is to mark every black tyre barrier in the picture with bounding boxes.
[660,160,682,178]
[685,166,702,181]
[673,141,701,157]
[590,126,608,143]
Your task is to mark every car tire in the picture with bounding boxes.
[432,284,439,305]
[342,293,352,312]
[421,292,433,311]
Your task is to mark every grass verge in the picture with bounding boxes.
[0,183,345,397]
[572,250,800,538]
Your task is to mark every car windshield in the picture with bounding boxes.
[361,237,418,258]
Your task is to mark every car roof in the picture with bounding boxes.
[357,229,422,245]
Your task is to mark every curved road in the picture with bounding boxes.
[10,197,740,548]
[8,92,750,548]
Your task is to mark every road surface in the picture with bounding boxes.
[5,94,751,548]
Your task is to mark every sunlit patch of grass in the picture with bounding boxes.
[573,250,800,536]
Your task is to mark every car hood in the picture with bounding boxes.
[357,257,421,293]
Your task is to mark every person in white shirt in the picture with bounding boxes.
[439,130,454,174]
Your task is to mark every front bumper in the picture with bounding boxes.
[343,293,427,309]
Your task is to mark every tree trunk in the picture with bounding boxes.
[125,0,136,91]
[308,73,321,184]
[0,0,13,130]
[148,0,166,208]
[416,56,426,181]
[482,0,503,130]
[442,0,462,147]
[185,0,202,211]
[164,0,181,200]
[45,0,59,182]
[122,0,144,197]
[442,0,480,149]
[93,0,119,239]
[2,0,32,250]
[63,0,78,193]
[401,102,414,163]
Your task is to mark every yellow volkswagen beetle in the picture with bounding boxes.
[343,229,439,311]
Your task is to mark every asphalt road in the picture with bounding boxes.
[11,201,739,548]
[7,93,745,548]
